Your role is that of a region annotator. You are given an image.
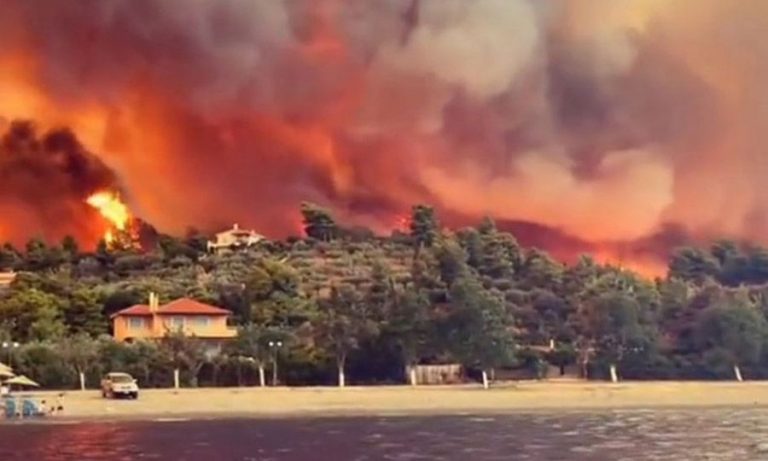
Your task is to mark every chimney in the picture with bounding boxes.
[149,292,160,312]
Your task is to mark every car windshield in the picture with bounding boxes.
[110,375,133,383]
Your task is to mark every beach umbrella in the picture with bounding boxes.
[0,362,13,378]
[4,375,39,387]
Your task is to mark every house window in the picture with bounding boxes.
[170,316,185,328]
[194,316,210,327]
[128,317,146,329]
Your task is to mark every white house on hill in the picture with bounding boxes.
[0,272,16,291]
[207,224,264,253]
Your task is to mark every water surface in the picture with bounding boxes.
[1,408,766,460]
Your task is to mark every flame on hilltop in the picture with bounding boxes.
[86,191,131,245]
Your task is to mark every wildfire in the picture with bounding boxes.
[395,214,411,233]
[590,246,668,279]
[86,191,131,245]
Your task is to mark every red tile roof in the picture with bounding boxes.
[159,298,232,315]
[112,304,152,317]
[112,298,232,318]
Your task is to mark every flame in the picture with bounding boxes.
[86,191,131,244]
[394,213,410,233]
[590,245,668,279]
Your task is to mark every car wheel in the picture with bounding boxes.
[131,393,138,400]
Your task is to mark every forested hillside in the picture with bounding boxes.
[2,203,768,388]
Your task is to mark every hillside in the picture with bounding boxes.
[2,206,768,388]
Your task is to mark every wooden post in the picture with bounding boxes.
[734,365,743,382]
[173,368,180,389]
[482,370,490,389]
[409,366,418,386]
[79,371,86,391]
[609,364,618,383]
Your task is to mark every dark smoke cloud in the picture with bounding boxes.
[0,119,117,243]
[0,0,766,271]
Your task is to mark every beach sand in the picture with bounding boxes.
[10,380,768,421]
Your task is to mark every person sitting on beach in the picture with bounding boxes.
[36,398,61,416]
[51,394,63,414]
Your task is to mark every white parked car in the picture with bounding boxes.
[100,372,139,399]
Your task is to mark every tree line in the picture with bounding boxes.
[2,203,768,388]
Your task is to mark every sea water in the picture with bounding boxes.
[1,408,766,460]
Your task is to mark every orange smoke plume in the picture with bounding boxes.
[0,0,766,273]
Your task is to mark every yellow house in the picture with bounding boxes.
[111,293,237,342]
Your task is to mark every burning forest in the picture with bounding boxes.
[1,0,767,275]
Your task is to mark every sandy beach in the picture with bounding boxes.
[7,381,768,421]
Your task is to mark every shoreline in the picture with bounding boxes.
[4,381,768,423]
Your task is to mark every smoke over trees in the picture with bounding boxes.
[0,1,766,270]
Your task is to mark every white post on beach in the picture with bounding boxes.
[338,366,346,388]
[258,365,266,387]
[79,372,86,391]
[174,368,180,389]
[734,365,743,382]
[409,366,417,386]
[482,370,489,389]
[609,364,619,383]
